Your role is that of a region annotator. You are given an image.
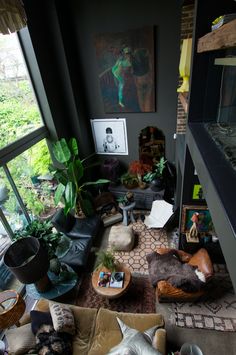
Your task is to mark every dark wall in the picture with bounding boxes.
[24,0,181,163]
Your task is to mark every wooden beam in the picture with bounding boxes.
[197,19,236,53]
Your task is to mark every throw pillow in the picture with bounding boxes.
[107,317,163,355]
[49,301,76,335]
[35,324,72,355]
[30,310,53,335]
[5,323,36,355]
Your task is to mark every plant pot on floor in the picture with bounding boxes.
[4,236,51,292]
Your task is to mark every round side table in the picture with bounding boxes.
[0,290,25,329]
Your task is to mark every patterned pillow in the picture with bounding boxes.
[49,301,76,335]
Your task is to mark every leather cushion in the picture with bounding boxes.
[59,238,92,268]
[67,215,101,239]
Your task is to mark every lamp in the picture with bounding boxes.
[177,38,192,93]
[0,0,27,35]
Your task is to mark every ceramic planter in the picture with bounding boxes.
[150,177,164,192]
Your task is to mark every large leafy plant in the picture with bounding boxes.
[52,137,109,216]
[143,157,167,182]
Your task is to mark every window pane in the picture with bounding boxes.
[0,32,43,149]
[7,139,56,219]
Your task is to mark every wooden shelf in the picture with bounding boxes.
[197,19,236,53]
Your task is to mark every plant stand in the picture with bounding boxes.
[119,202,136,226]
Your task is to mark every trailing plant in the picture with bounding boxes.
[51,137,109,216]
[95,249,116,272]
[143,157,167,182]
[120,172,139,188]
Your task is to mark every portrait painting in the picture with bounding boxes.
[181,205,213,234]
[94,26,155,113]
[90,118,128,155]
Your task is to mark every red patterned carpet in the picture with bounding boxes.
[76,273,156,313]
[111,220,168,274]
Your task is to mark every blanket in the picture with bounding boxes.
[146,250,205,292]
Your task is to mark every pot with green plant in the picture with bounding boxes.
[128,160,151,189]
[51,137,110,217]
[143,157,167,191]
[95,249,116,272]
[120,172,139,189]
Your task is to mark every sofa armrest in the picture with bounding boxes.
[153,328,166,355]
[188,248,213,279]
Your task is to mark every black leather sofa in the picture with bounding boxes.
[51,208,102,271]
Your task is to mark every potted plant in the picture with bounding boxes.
[51,137,110,217]
[120,172,139,189]
[128,160,151,188]
[95,249,116,272]
[143,157,167,191]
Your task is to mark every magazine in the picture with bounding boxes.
[97,272,111,288]
[109,272,124,288]
[97,271,125,288]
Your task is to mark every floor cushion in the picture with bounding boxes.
[108,225,134,251]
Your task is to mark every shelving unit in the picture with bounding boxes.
[177,0,236,291]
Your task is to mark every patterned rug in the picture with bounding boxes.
[175,266,236,332]
[76,273,156,313]
[109,220,168,274]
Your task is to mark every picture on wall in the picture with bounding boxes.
[90,118,128,155]
[181,205,213,235]
[94,26,155,113]
[192,184,205,200]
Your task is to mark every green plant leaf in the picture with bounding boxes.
[83,178,110,186]
[64,181,76,213]
[54,183,65,205]
[52,138,71,163]
[68,137,78,156]
[68,159,84,185]
[79,198,94,216]
[54,170,68,186]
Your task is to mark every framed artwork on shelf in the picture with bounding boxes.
[192,184,205,200]
[90,118,128,155]
[181,205,213,235]
[94,26,155,113]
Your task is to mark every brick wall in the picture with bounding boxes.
[176,3,194,134]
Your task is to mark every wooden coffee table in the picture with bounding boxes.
[92,263,132,301]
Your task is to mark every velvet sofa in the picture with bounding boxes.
[18,299,166,355]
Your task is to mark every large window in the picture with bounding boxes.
[0,30,53,291]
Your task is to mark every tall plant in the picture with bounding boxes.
[52,137,109,216]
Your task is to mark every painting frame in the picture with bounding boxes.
[90,118,128,155]
[94,26,155,113]
[181,205,213,235]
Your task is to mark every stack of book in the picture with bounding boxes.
[97,271,124,288]
[211,13,236,31]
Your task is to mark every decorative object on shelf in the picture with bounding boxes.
[94,26,155,113]
[143,157,167,191]
[128,160,151,188]
[139,126,165,165]
[177,38,192,93]
[211,13,236,31]
[90,118,128,155]
[0,0,27,35]
[120,172,139,189]
[51,137,109,216]
[95,249,116,272]
[0,289,25,329]
[192,184,205,201]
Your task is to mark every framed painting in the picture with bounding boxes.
[94,26,155,113]
[181,205,213,234]
[192,184,205,200]
[90,118,128,155]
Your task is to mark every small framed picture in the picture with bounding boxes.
[181,205,213,235]
[192,184,204,200]
[90,118,128,155]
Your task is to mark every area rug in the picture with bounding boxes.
[174,269,236,332]
[76,273,156,313]
[110,219,168,274]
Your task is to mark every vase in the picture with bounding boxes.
[150,177,164,191]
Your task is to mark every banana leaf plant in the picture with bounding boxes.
[51,137,109,216]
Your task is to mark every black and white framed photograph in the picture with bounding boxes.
[90,118,128,155]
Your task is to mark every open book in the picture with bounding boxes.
[98,271,124,288]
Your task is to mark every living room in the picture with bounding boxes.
[0,0,236,354]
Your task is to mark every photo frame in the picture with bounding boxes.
[90,118,128,155]
[192,184,205,200]
[181,205,213,234]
